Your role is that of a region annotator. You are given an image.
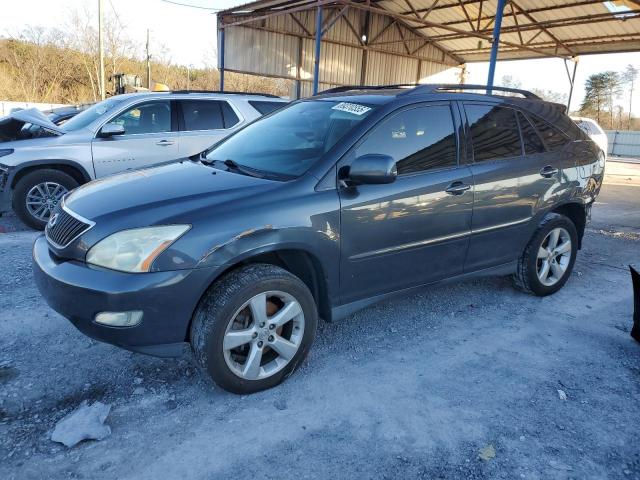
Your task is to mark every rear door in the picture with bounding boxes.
[178,99,242,156]
[91,99,180,177]
[462,103,566,272]
[338,102,474,303]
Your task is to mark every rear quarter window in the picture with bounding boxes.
[527,114,571,151]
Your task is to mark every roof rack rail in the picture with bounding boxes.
[320,84,419,95]
[402,84,541,99]
[170,90,280,98]
[319,83,540,100]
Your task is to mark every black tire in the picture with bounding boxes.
[512,212,578,296]
[191,263,318,394]
[12,169,79,230]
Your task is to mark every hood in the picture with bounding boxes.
[8,108,64,134]
[65,160,277,222]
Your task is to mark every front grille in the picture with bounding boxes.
[45,203,92,248]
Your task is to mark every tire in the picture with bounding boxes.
[191,263,318,394]
[12,169,79,230]
[512,212,578,297]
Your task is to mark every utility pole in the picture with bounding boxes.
[98,0,105,100]
[146,29,152,89]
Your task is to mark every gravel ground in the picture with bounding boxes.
[0,167,639,480]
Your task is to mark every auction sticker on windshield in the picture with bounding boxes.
[332,102,372,116]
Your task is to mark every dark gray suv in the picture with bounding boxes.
[33,84,604,394]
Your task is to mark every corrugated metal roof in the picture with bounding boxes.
[220,0,640,62]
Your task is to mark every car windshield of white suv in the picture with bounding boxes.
[205,100,377,179]
[61,97,127,132]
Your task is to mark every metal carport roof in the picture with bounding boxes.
[217,1,640,97]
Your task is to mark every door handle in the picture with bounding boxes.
[445,181,471,195]
[156,140,175,146]
[539,165,559,178]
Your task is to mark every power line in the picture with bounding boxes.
[158,0,223,10]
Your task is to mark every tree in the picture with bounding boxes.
[602,71,623,128]
[530,88,567,105]
[500,75,522,90]
[581,73,608,125]
[622,64,638,130]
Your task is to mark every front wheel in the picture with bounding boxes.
[191,264,318,394]
[512,213,578,296]
[12,169,79,230]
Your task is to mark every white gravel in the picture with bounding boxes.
[0,178,639,479]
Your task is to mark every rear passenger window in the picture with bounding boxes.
[465,104,521,162]
[249,101,286,115]
[517,112,545,155]
[181,100,223,130]
[355,105,457,175]
[528,114,569,151]
[181,100,240,131]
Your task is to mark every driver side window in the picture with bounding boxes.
[110,100,171,135]
[355,104,458,175]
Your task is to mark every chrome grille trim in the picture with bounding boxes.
[45,197,95,249]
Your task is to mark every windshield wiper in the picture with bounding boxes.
[203,158,266,179]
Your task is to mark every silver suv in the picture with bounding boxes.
[0,91,287,229]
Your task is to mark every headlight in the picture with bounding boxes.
[86,225,190,273]
[0,149,13,158]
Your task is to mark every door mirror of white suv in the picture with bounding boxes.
[99,123,125,138]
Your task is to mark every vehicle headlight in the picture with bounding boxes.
[86,225,190,273]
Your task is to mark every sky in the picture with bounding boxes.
[2,0,640,113]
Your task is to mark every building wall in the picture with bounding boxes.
[222,5,460,97]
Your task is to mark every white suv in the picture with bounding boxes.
[0,91,287,229]
[571,116,608,158]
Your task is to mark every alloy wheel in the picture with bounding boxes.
[536,227,572,287]
[25,182,67,222]
[223,290,305,380]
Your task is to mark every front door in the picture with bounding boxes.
[339,103,474,304]
[92,100,180,177]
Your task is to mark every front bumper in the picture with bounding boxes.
[32,235,215,357]
[0,164,11,214]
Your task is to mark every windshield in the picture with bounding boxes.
[61,97,127,132]
[205,100,377,178]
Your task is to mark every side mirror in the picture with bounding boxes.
[347,154,397,185]
[99,123,125,138]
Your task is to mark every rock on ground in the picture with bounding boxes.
[50,401,111,448]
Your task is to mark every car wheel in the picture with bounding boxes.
[191,263,318,394]
[12,169,79,230]
[512,212,578,296]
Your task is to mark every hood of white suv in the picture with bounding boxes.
[6,108,64,134]
[0,108,65,144]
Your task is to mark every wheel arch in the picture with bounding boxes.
[10,160,92,190]
[186,247,331,342]
[551,202,587,249]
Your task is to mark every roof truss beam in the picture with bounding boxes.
[340,0,571,59]
[419,9,640,44]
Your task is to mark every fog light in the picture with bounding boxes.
[94,311,143,327]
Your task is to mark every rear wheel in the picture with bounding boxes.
[12,169,78,230]
[191,264,318,394]
[512,213,578,296]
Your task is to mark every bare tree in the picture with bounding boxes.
[622,64,638,130]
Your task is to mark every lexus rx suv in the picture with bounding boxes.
[33,84,604,394]
[0,91,287,229]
